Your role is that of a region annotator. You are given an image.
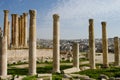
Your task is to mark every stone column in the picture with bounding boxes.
[7,21,10,48]
[0,29,7,76]
[114,37,120,66]
[3,10,9,37]
[53,14,60,73]
[89,19,96,69]
[73,42,80,70]
[14,14,19,48]
[11,14,15,46]
[18,17,21,46]
[21,15,24,47]
[101,22,109,68]
[29,10,36,75]
[23,13,28,47]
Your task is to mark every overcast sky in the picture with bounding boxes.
[0,0,120,39]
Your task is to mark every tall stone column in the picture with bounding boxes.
[73,42,80,70]
[53,14,60,73]
[114,37,120,66]
[89,19,96,69]
[101,22,109,68]
[3,10,9,37]
[14,14,19,48]
[23,13,28,47]
[0,25,7,76]
[18,17,21,46]
[29,10,36,75]
[11,14,15,46]
[21,15,24,47]
[7,21,10,48]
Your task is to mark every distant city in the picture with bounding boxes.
[37,38,115,53]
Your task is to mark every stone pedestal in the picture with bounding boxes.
[53,14,60,73]
[73,42,80,70]
[101,22,109,68]
[29,10,37,75]
[114,37,120,66]
[89,19,96,69]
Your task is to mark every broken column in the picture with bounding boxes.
[23,13,28,47]
[53,14,60,73]
[73,42,80,70]
[101,22,109,68]
[114,37,120,66]
[29,10,36,75]
[89,19,96,69]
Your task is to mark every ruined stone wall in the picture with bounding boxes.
[7,49,53,63]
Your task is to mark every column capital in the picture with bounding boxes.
[53,14,59,20]
[4,10,9,14]
[89,19,94,24]
[101,21,106,26]
[29,10,36,18]
[23,13,28,16]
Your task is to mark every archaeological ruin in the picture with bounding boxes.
[0,9,120,79]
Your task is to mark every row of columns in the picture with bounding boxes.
[0,10,36,76]
[89,19,120,69]
[11,13,28,48]
[1,9,120,77]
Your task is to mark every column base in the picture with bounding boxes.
[0,75,12,80]
[102,64,109,68]
[52,69,61,73]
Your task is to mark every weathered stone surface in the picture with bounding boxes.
[29,10,37,75]
[73,42,80,70]
[101,22,109,68]
[23,13,28,47]
[62,67,80,74]
[53,14,60,73]
[114,37,120,66]
[89,19,96,69]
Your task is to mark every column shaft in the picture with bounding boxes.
[23,13,28,47]
[29,10,36,75]
[53,14,60,73]
[114,37,120,66]
[89,19,96,69]
[7,21,10,48]
[14,14,19,48]
[73,43,80,69]
[102,22,109,68]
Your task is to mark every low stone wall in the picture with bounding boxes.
[7,49,53,63]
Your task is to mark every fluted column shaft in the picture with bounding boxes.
[101,22,109,68]
[53,14,60,73]
[21,15,24,46]
[89,19,96,69]
[114,37,120,66]
[29,10,36,75]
